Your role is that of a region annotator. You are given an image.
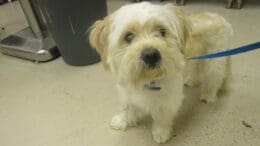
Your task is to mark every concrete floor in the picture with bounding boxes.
[0,0,260,146]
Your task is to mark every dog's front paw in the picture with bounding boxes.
[152,126,172,144]
[200,94,216,104]
[110,115,128,131]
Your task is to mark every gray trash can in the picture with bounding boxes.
[37,0,107,66]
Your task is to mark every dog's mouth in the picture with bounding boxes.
[118,47,167,87]
[141,60,161,70]
[138,60,166,82]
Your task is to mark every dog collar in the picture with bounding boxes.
[144,81,161,91]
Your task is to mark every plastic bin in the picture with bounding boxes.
[37,0,107,66]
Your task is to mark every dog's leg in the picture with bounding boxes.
[152,105,180,143]
[111,85,146,130]
[110,105,145,131]
[200,58,227,103]
[184,60,200,87]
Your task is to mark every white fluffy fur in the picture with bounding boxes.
[89,2,232,143]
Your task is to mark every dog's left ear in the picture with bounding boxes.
[89,17,111,70]
[165,4,192,50]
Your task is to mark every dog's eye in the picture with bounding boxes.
[158,28,166,37]
[124,32,134,43]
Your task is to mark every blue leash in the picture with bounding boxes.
[189,42,260,60]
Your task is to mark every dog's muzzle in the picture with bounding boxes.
[141,48,161,68]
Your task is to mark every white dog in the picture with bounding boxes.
[89,2,232,143]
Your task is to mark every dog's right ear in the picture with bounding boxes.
[164,4,192,50]
[89,17,111,70]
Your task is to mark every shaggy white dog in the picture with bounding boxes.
[89,2,232,143]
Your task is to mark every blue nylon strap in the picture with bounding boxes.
[189,42,260,60]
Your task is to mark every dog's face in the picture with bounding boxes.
[89,2,191,87]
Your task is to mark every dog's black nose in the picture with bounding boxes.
[141,48,161,67]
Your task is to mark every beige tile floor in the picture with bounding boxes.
[0,0,260,146]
